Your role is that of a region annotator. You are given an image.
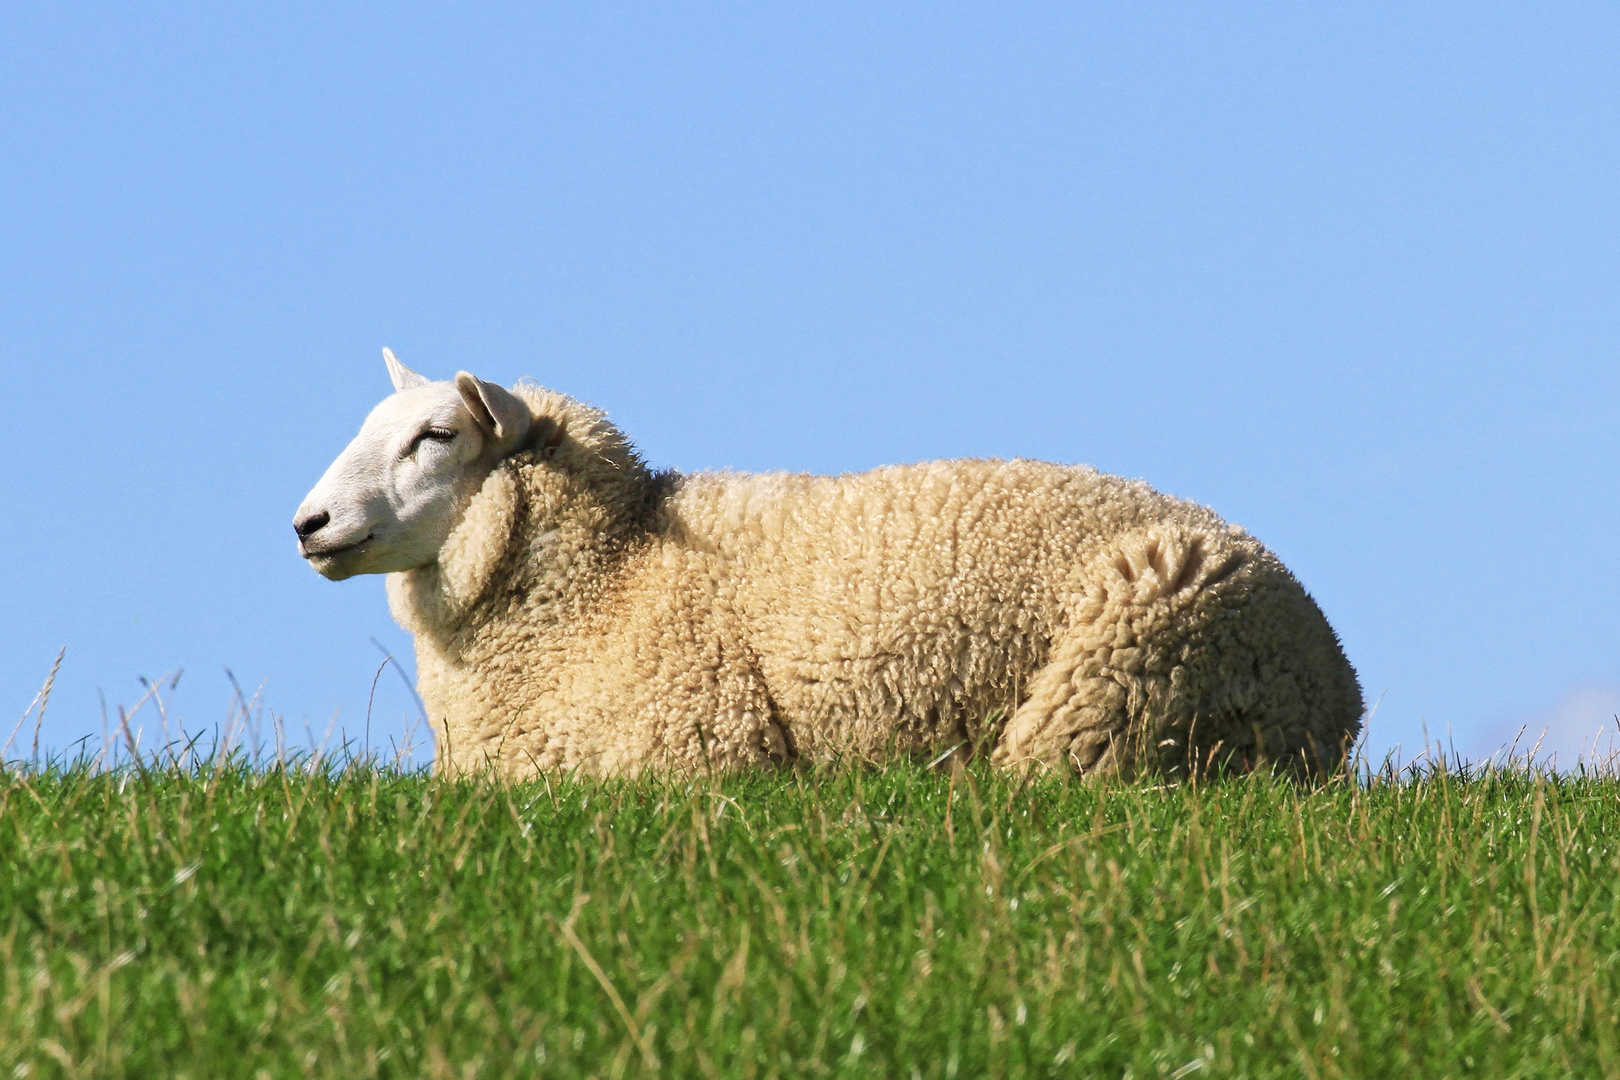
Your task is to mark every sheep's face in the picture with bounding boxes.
[294,352,531,581]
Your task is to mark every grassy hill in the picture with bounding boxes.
[2,756,1616,1077]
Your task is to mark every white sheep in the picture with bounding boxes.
[294,350,1363,778]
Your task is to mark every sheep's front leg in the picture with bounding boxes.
[670,643,790,773]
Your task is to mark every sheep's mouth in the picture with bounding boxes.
[302,533,373,560]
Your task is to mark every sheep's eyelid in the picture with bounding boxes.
[402,427,458,457]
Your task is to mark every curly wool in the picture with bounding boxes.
[387,384,1363,778]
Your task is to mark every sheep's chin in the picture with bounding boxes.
[308,532,449,580]
[307,551,366,581]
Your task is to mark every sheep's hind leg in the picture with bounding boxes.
[991,526,1239,779]
[989,626,1139,777]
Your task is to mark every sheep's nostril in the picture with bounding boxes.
[294,511,330,539]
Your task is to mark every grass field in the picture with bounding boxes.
[2,751,1618,1078]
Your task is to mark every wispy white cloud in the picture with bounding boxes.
[1468,682,1620,770]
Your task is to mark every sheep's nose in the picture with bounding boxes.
[294,510,330,539]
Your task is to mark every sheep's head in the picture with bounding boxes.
[293,349,532,580]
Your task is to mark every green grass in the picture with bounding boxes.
[3,755,1619,1078]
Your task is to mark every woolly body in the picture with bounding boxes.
[382,384,1363,778]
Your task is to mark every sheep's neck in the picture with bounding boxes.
[388,452,652,654]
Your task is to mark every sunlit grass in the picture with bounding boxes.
[2,748,1618,1077]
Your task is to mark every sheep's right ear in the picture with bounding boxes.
[455,372,533,458]
[383,347,431,391]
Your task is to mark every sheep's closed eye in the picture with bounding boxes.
[406,428,458,455]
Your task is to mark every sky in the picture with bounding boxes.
[5,2,1620,769]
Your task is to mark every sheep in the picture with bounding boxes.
[293,350,1364,779]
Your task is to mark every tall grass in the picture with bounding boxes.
[3,743,1618,1078]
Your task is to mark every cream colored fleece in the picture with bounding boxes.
[387,384,1363,778]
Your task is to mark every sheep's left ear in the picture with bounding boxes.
[455,372,533,457]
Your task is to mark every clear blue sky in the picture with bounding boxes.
[6,3,1619,767]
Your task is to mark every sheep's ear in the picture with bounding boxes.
[455,371,533,457]
[383,347,430,391]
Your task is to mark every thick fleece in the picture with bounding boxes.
[387,384,1363,778]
